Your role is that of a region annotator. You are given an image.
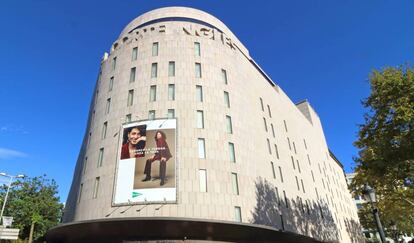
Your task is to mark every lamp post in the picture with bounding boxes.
[0,172,25,225]
[362,184,387,243]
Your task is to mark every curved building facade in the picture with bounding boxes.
[50,7,362,243]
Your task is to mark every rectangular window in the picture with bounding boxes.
[234,206,242,222]
[98,148,104,167]
[301,179,306,193]
[88,132,92,147]
[291,156,296,170]
[315,187,319,199]
[127,89,134,106]
[271,162,276,179]
[101,122,107,139]
[129,67,136,83]
[105,98,111,114]
[293,141,297,154]
[112,57,117,71]
[151,63,158,78]
[83,157,87,174]
[224,91,230,108]
[263,118,268,132]
[196,85,203,102]
[278,166,284,182]
[295,176,300,191]
[283,190,289,208]
[267,139,272,154]
[307,154,311,165]
[194,42,201,56]
[167,109,175,118]
[149,85,157,102]
[78,183,83,203]
[271,124,275,138]
[152,42,159,56]
[168,61,175,77]
[296,160,301,173]
[126,114,132,123]
[222,69,228,84]
[93,177,100,199]
[197,110,204,128]
[283,120,288,132]
[260,98,264,111]
[275,187,280,205]
[287,137,291,150]
[311,170,315,182]
[274,144,279,159]
[168,84,175,101]
[231,173,239,195]
[198,138,206,159]
[267,105,272,117]
[229,142,236,162]
[303,139,308,150]
[109,77,114,91]
[148,110,155,120]
[132,47,138,61]
[226,116,233,134]
[195,63,202,78]
[199,169,207,192]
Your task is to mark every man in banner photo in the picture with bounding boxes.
[120,125,146,160]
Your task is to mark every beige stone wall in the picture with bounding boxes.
[62,7,361,243]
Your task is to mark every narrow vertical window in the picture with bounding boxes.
[129,67,136,83]
[148,110,155,120]
[125,114,132,123]
[197,110,204,128]
[221,69,228,84]
[97,148,104,167]
[168,84,175,101]
[275,187,280,205]
[278,166,284,182]
[112,57,117,71]
[293,141,297,154]
[228,142,236,162]
[267,105,272,117]
[167,109,175,119]
[194,42,201,56]
[301,179,306,193]
[226,116,233,134]
[315,187,319,199]
[267,139,272,154]
[295,176,300,191]
[127,90,134,106]
[151,63,158,78]
[83,157,88,174]
[274,144,279,159]
[199,169,207,192]
[283,120,288,132]
[132,47,138,61]
[88,132,92,147]
[283,191,289,208]
[271,124,275,138]
[105,98,111,114]
[259,98,264,111]
[287,137,291,150]
[198,138,206,159]
[296,160,301,173]
[109,77,114,91]
[78,183,83,203]
[271,162,276,179]
[263,118,268,132]
[168,61,175,77]
[234,207,242,222]
[93,177,100,199]
[307,154,311,165]
[196,85,203,102]
[149,85,157,102]
[303,139,308,150]
[195,63,202,78]
[231,173,239,195]
[101,122,107,139]
[224,91,230,108]
[291,156,296,170]
[152,42,159,56]
[311,170,315,182]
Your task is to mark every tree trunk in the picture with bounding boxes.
[28,221,35,243]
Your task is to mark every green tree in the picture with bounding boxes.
[352,64,414,235]
[0,175,63,241]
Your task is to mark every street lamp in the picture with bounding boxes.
[362,184,387,243]
[0,172,25,226]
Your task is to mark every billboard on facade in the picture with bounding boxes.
[113,118,177,204]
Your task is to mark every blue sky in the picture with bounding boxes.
[1,0,413,201]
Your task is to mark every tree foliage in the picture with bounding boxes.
[0,175,63,241]
[352,64,414,234]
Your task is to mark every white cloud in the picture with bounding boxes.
[0,148,27,160]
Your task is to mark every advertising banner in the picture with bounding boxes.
[113,118,176,204]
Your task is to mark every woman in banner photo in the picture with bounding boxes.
[142,130,172,186]
[120,126,146,160]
